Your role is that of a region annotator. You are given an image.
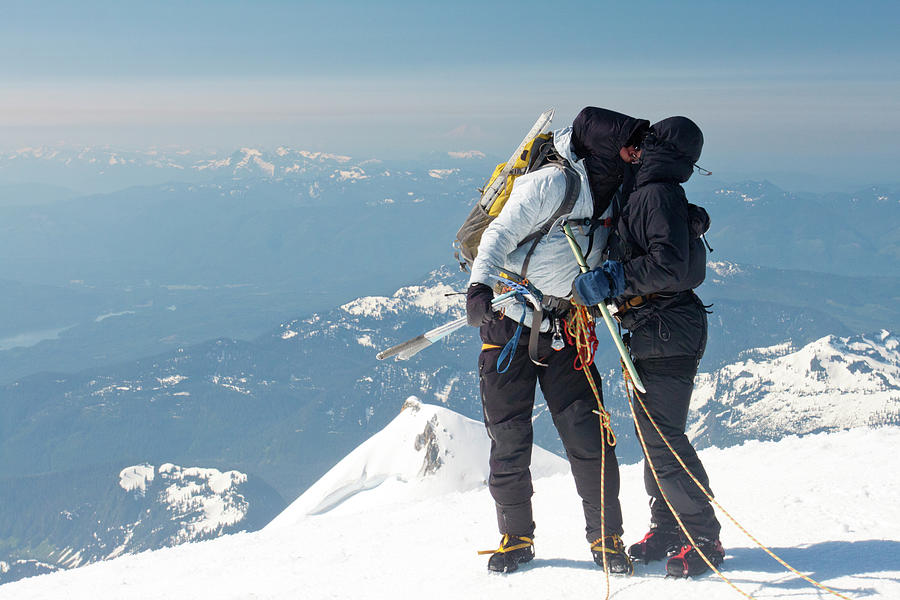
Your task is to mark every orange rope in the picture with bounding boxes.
[567,306,620,599]
[566,307,615,446]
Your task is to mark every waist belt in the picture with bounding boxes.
[615,293,658,316]
[542,295,572,318]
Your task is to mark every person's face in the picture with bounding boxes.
[619,145,642,164]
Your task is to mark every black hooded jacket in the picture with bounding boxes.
[571,107,649,218]
[609,116,710,297]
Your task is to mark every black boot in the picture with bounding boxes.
[482,534,535,573]
[590,534,633,575]
[628,527,682,563]
[666,538,725,578]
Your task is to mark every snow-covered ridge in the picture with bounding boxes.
[1,144,361,179]
[119,465,155,493]
[234,148,275,176]
[448,150,486,159]
[116,463,251,544]
[707,260,746,279]
[691,331,900,442]
[711,181,787,205]
[158,464,249,542]
[428,168,459,179]
[340,282,463,319]
[332,167,368,181]
[268,398,567,526]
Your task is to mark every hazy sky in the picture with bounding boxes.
[2,0,898,187]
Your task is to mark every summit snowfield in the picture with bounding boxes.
[3,400,897,600]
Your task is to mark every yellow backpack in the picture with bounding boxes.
[454,132,579,274]
[483,132,553,217]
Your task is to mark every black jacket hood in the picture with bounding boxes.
[635,116,704,187]
[571,107,649,215]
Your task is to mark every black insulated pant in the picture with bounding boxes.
[627,297,721,541]
[478,319,622,542]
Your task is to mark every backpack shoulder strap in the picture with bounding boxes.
[516,161,580,278]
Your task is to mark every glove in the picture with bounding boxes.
[572,260,626,307]
[466,282,496,327]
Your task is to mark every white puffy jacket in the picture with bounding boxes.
[468,126,611,328]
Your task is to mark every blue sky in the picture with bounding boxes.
[2,0,898,188]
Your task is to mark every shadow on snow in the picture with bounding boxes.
[505,539,897,597]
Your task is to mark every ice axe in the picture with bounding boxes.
[562,221,646,393]
[375,290,519,361]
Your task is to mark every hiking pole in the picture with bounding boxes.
[376,290,519,361]
[562,221,646,393]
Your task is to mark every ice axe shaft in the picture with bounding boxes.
[562,222,646,393]
[376,291,519,361]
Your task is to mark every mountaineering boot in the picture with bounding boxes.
[628,527,682,562]
[590,535,633,575]
[482,534,535,573]
[666,538,725,578]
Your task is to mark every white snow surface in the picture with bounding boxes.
[4,399,898,599]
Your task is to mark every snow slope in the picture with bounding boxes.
[3,402,898,600]
[268,397,567,524]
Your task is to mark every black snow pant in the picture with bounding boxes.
[625,293,721,541]
[478,316,622,543]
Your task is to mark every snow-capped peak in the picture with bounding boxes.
[447,150,486,159]
[340,281,463,320]
[267,398,567,527]
[690,332,900,443]
[234,148,275,176]
[707,260,747,279]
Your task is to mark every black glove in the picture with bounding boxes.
[466,282,496,327]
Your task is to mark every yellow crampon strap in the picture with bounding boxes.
[590,535,626,555]
[621,361,854,600]
[477,534,533,555]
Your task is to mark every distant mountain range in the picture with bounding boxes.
[0,144,487,196]
[0,461,283,585]
[689,331,900,447]
[0,145,897,587]
[0,157,896,387]
[2,263,898,584]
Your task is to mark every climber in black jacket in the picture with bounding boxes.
[573,116,723,578]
